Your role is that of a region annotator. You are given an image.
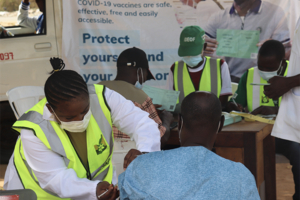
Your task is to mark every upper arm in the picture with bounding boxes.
[104,88,161,152]
[271,6,290,43]
[204,13,221,38]
[220,61,232,96]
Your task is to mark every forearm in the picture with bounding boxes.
[17,1,38,30]
[160,122,171,149]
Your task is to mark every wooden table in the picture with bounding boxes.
[167,120,276,200]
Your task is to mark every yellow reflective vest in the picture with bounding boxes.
[12,84,113,200]
[246,62,289,112]
[174,56,222,104]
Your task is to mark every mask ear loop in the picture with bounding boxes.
[49,105,61,123]
[277,60,284,75]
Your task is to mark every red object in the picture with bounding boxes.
[0,195,19,200]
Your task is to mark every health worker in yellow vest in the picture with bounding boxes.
[227,40,300,200]
[4,58,161,200]
[166,26,232,110]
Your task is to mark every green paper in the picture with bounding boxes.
[216,29,260,59]
[142,85,180,112]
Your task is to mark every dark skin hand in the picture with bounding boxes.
[251,106,279,115]
[226,102,243,113]
[264,74,300,99]
[123,149,143,170]
[96,181,119,200]
[159,110,173,148]
[219,95,229,109]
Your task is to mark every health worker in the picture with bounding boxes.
[166,26,232,110]
[226,40,300,200]
[4,58,161,200]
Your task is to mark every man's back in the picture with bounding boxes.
[119,146,259,200]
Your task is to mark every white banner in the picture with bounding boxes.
[62,0,300,87]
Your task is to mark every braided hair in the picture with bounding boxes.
[45,58,89,109]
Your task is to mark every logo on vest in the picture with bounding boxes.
[94,135,107,155]
[261,95,269,104]
[184,37,195,42]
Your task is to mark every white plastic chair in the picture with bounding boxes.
[6,86,45,119]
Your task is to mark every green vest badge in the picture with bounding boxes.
[94,135,107,155]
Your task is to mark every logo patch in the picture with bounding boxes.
[184,37,195,42]
[94,135,107,155]
[202,35,205,41]
[261,95,269,104]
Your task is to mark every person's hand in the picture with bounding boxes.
[96,181,119,200]
[159,110,173,126]
[204,36,218,54]
[257,39,271,47]
[251,106,279,115]
[123,149,142,170]
[264,76,290,99]
[154,104,163,115]
[226,102,244,112]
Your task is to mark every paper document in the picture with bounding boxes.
[142,85,180,112]
[222,112,242,126]
[230,111,275,124]
[216,29,260,59]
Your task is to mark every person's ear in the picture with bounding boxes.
[46,103,54,114]
[203,43,207,51]
[218,115,225,133]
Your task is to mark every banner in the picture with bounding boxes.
[62,0,300,88]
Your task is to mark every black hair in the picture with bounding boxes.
[45,58,89,109]
[181,92,222,131]
[259,40,285,61]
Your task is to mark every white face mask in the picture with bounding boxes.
[258,60,282,81]
[135,68,144,89]
[182,54,203,68]
[51,106,91,132]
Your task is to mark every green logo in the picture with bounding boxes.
[261,95,269,103]
[94,135,107,155]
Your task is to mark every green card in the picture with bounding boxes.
[216,29,260,59]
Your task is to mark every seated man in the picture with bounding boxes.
[99,47,173,177]
[118,92,259,200]
[227,40,300,199]
[166,26,232,110]
[17,0,45,34]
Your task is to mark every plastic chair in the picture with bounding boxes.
[6,86,44,119]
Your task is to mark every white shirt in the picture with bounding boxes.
[271,17,300,143]
[4,87,161,200]
[166,57,232,96]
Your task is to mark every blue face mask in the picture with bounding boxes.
[182,55,203,68]
[135,68,144,89]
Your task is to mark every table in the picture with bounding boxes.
[167,120,276,200]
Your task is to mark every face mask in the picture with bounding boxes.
[258,60,282,81]
[182,54,203,68]
[135,68,144,89]
[51,106,91,132]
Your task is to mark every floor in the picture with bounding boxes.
[0,163,295,199]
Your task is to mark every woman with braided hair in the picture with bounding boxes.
[4,58,161,200]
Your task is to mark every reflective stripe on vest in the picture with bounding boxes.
[12,84,113,200]
[174,56,222,105]
[246,62,289,112]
